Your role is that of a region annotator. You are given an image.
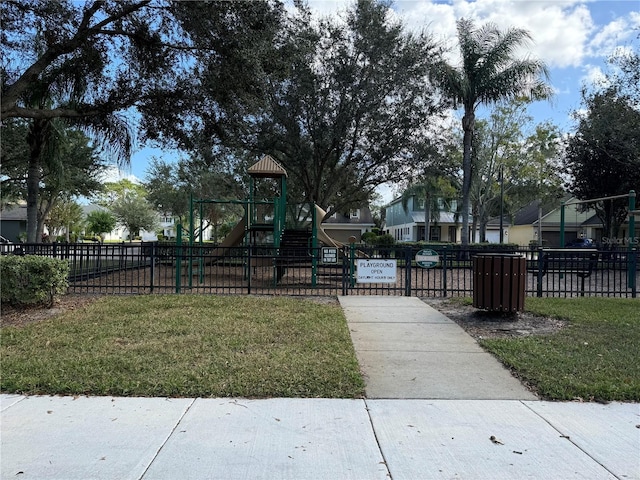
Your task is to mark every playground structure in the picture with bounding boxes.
[179,155,349,287]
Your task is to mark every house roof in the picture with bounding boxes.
[486,216,512,227]
[512,200,546,226]
[81,204,107,215]
[0,204,27,221]
[512,196,604,227]
[322,207,375,226]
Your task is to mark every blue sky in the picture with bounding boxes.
[121,0,639,200]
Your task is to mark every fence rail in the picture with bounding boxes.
[2,242,637,298]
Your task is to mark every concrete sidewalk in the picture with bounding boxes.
[339,295,535,400]
[2,395,638,479]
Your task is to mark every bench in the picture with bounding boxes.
[530,249,599,296]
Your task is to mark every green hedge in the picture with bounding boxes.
[0,255,69,307]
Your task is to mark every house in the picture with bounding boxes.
[383,195,469,243]
[509,197,605,247]
[0,204,27,242]
[321,206,376,243]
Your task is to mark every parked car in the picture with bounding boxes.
[565,238,596,248]
[0,235,15,254]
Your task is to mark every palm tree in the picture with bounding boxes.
[401,176,458,242]
[431,18,552,246]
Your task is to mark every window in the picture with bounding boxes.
[350,209,360,219]
[430,226,441,241]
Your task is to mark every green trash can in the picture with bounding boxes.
[473,254,526,312]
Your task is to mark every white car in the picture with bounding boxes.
[0,235,15,254]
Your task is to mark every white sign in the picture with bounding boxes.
[357,259,397,283]
[322,247,338,264]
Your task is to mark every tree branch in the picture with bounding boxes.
[1,0,151,120]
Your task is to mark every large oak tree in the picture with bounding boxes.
[194,0,447,217]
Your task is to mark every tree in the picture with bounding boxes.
[468,101,562,242]
[565,87,640,239]
[96,179,147,208]
[2,0,286,240]
[401,176,458,241]
[197,0,445,217]
[86,210,117,241]
[1,120,106,239]
[0,119,30,206]
[110,194,158,240]
[144,157,244,241]
[430,18,552,245]
[46,198,84,242]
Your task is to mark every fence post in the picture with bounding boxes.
[442,247,448,297]
[630,249,637,298]
[175,225,182,294]
[536,247,544,297]
[247,245,252,295]
[404,246,412,296]
[149,242,156,293]
[342,245,348,296]
[349,240,356,288]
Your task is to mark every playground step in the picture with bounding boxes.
[277,229,313,267]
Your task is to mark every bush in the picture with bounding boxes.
[361,231,377,245]
[374,233,395,246]
[0,255,69,307]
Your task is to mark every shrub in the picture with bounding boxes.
[0,255,69,307]
[374,233,395,246]
[361,231,377,245]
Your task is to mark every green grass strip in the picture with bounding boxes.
[480,297,640,401]
[1,295,364,399]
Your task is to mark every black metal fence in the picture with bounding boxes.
[1,242,637,298]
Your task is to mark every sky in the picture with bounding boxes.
[120,0,639,202]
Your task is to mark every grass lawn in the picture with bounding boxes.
[1,295,364,399]
[479,297,640,402]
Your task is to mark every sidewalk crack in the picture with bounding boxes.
[364,398,394,480]
[138,397,197,480]
[521,401,622,479]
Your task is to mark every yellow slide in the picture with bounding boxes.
[211,216,246,258]
[314,204,344,248]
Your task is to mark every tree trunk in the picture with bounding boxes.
[26,120,49,243]
[479,218,488,242]
[460,111,474,246]
[471,215,478,243]
[537,202,543,245]
[26,154,40,243]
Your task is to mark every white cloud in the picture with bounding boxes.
[580,63,609,88]
[588,15,635,57]
[99,165,141,184]
[307,0,596,68]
